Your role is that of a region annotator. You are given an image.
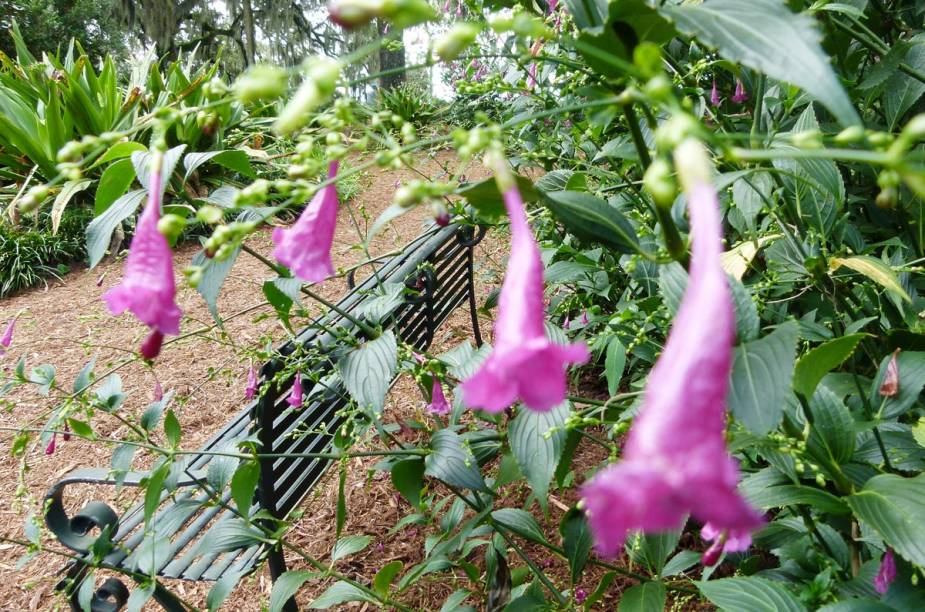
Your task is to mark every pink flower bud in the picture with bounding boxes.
[45,434,56,455]
[62,422,71,442]
[246,364,258,400]
[140,330,165,360]
[880,349,900,397]
[0,317,16,355]
[732,78,748,104]
[874,549,897,594]
[710,78,721,107]
[287,374,303,408]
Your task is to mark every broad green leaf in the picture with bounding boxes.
[491,508,548,545]
[51,179,91,235]
[535,170,573,193]
[660,0,860,126]
[440,589,471,612]
[605,337,626,396]
[457,175,538,221]
[193,247,241,323]
[338,331,398,414]
[698,576,806,612]
[829,256,911,303]
[95,158,135,214]
[848,473,925,566]
[86,189,146,268]
[66,418,93,439]
[728,321,800,434]
[131,144,187,197]
[73,356,96,395]
[184,150,255,180]
[806,386,856,465]
[263,280,294,332]
[29,364,55,396]
[126,582,155,612]
[883,36,925,130]
[425,429,487,491]
[206,443,238,492]
[729,276,760,343]
[793,334,867,401]
[871,351,925,419]
[308,581,376,609]
[231,460,260,519]
[91,141,147,169]
[269,570,316,612]
[194,518,266,555]
[207,571,244,611]
[618,581,667,612]
[391,458,425,508]
[560,508,593,583]
[331,535,373,561]
[509,401,570,504]
[628,530,681,575]
[544,261,598,284]
[163,409,181,447]
[144,463,169,525]
[543,191,640,254]
[373,560,403,596]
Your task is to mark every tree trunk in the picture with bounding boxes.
[377,20,405,91]
[241,0,256,65]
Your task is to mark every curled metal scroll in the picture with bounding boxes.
[404,267,436,305]
[455,224,487,247]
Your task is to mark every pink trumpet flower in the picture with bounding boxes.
[874,549,897,594]
[273,161,340,283]
[710,79,721,107]
[0,317,16,355]
[153,378,164,402]
[461,151,589,413]
[45,433,56,455]
[245,364,258,400]
[581,139,763,557]
[104,154,182,359]
[287,374,303,408]
[427,379,451,415]
[732,78,748,104]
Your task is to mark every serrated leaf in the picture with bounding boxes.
[660,0,859,126]
[848,473,925,566]
[509,401,569,505]
[806,386,856,465]
[425,429,487,491]
[338,331,398,414]
[698,576,806,612]
[728,321,800,434]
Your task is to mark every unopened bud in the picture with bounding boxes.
[18,185,49,213]
[880,349,901,397]
[185,265,204,288]
[157,213,186,240]
[432,201,451,226]
[643,158,677,208]
[381,0,437,28]
[197,205,224,225]
[233,65,288,104]
[328,0,383,28]
[274,58,342,135]
[791,129,822,149]
[56,141,83,163]
[673,138,713,192]
[435,22,482,62]
[834,125,865,144]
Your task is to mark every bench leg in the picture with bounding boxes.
[467,249,483,347]
[268,546,299,612]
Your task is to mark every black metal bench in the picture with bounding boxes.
[44,222,486,611]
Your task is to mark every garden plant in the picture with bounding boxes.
[4,0,925,610]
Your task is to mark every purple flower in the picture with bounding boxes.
[273,161,340,283]
[246,364,258,400]
[563,315,571,330]
[461,152,589,413]
[732,78,748,104]
[62,421,71,442]
[580,311,590,325]
[287,374,303,408]
[427,379,451,415]
[547,0,558,14]
[710,78,721,107]
[153,379,163,402]
[0,317,16,355]
[45,433,56,455]
[701,522,751,566]
[574,588,587,604]
[104,157,182,349]
[580,140,763,557]
[527,64,537,89]
[875,549,897,595]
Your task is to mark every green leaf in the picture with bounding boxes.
[263,280,294,332]
[184,150,255,180]
[29,364,55,396]
[560,508,593,583]
[491,508,548,545]
[193,248,241,323]
[131,144,187,197]
[95,158,135,215]
[91,141,147,169]
[728,321,800,434]
[829,256,911,303]
[871,351,925,419]
[338,331,398,414]
[269,570,316,612]
[544,261,598,284]
[207,571,243,612]
[628,530,681,575]
[86,189,147,269]
[126,582,155,612]
[425,429,487,491]
[457,175,539,221]
[332,535,372,562]
[807,386,856,465]
[440,589,471,612]
[73,357,96,395]
[66,418,93,439]
[660,0,859,126]
[308,581,376,609]
[618,581,667,612]
[94,374,125,412]
[51,179,92,235]
[883,37,925,130]
[391,458,425,508]
[698,576,806,612]
[163,409,181,447]
[231,460,260,519]
[543,191,640,254]
[144,464,169,525]
[373,560,403,596]
[195,518,266,555]
[848,473,925,566]
[509,401,570,504]
[793,334,867,401]
[662,550,701,577]
[605,337,626,397]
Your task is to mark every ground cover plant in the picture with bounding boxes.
[4,0,925,610]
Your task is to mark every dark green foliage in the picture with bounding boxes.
[0,208,92,297]
[0,1,126,63]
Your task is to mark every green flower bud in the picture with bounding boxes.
[233,65,288,104]
[834,125,864,144]
[401,122,417,143]
[643,158,677,209]
[56,141,83,163]
[644,74,673,103]
[326,132,342,146]
[655,114,699,154]
[158,213,187,240]
[395,185,417,208]
[287,164,311,179]
[435,22,482,62]
[791,129,822,149]
[489,14,514,32]
[185,265,204,289]
[274,58,342,135]
[380,0,437,28]
[634,42,663,78]
[197,205,224,225]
